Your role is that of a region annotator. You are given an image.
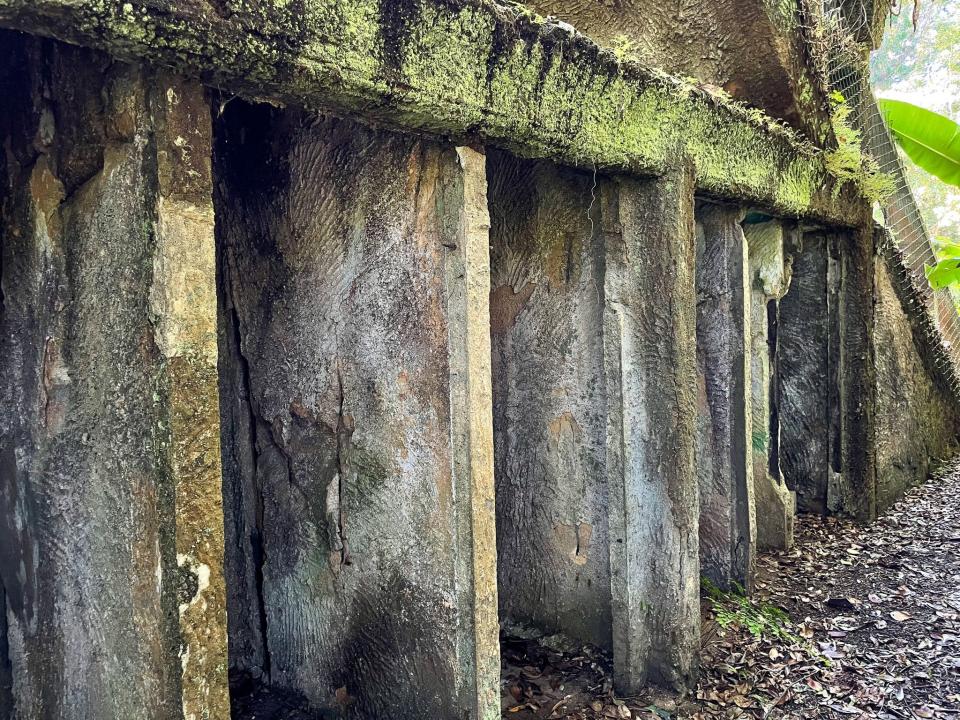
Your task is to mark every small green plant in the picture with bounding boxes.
[860,153,897,201]
[824,91,895,202]
[701,578,797,643]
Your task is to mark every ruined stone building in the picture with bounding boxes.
[0,1,957,718]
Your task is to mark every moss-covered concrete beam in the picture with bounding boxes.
[0,0,860,223]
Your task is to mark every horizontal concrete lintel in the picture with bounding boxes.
[0,0,861,223]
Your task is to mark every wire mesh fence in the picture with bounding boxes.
[818,0,960,391]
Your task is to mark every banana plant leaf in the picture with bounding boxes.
[878,98,960,188]
[933,237,960,259]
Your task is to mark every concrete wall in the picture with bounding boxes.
[695,204,754,590]
[874,249,960,512]
[776,227,958,523]
[777,232,838,514]
[0,24,957,720]
[214,103,499,719]
[487,154,701,693]
[488,151,611,648]
[0,34,228,720]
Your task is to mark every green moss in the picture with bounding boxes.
[610,33,640,63]
[6,0,856,220]
[752,429,768,453]
[824,92,895,202]
[344,445,391,499]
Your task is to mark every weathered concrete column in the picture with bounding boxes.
[215,105,499,719]
[694,203,755,591]
[152,74,231,720]
[0,35,228,720]
[743,220,795,551]
[778,231,839,514]
[488,154,701,692]
[837,225,878,521]
[602,168,700,692]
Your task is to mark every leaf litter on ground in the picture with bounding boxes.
[499,460,960,719]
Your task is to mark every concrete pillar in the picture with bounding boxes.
[743,220,795,551]
[153,74,231,720]
[603,168,700,692]
[837,226,878,521]
[694,204,755,591]
[0,581,8,719]
[215,105,499,719]
[488,155,700,692]
[0,35,228,720]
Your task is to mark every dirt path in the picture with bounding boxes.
[737,462,960,719]
[502,462,960,719]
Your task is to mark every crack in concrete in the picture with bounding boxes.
[334,362,351,568]
[0,581,10,720]
[227,283,273,681]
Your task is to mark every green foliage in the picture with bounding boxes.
[824,92,896,202]
[871,0,960,244]
[872,3,960,291]
[876,96,960,290]
[935,22,960,74]
[879,98,960,187]
[701,578,798,644]
[872,0,960,94]
[925,236,960,288]
[924,257,960,288]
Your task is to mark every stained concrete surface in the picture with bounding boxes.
[0,33,228,720]
[488,150,611,650]
[695,204,755,591]
[215,103,498,719]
